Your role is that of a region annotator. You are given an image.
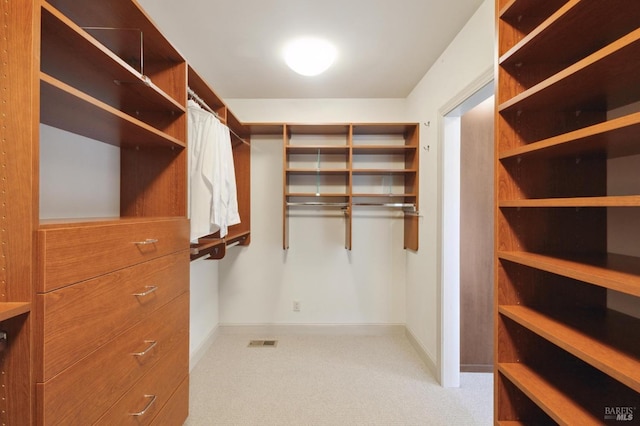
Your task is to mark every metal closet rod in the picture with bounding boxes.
[286,202,349,207]
[187,87,250,146]
[286,201,417,211]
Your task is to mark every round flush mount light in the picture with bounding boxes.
[283,37,337,76]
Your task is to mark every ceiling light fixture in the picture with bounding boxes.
[283,37,337,77]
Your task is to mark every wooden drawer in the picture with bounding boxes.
[94,322,189,426]
[151,376,189,426]
[37,292,188,425]
[36,250,189,381]
[37,217,189,292]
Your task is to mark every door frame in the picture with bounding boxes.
[438,68,494,387]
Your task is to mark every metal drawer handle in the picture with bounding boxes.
[130,394,157,417]
[131,340,157,357]
[134,238,158,245]
[133,285,158,297]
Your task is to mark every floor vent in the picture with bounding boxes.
[248,340,278,348]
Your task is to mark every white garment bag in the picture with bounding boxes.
[187,100,240,242]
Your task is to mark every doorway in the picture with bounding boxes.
[459,96,494,372]
[440,74,494,387]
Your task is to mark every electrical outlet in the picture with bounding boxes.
[293,300,301,312]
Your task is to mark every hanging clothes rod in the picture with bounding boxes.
[352,202,416,210]
[187,87,250,146]
[286,202,349,207]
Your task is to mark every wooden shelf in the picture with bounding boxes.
[495,0,639,421]
[190,237,225,261]
[498,251,640,297]
[287,124,350,135]
[225,230,251,245]
[352,123,418,135]
[286,168,349,174]
[286,145,349,154]
[283,123,419,250]
[41,73,185,149]
[41,4,185,117]
[46,0,183,67]
[500,1,640,82]
[352,168,417,174]
[352,193,416,198]
[0,303,31,323]
[499,195,640,208]
[499,111,640,160]
[352,145,417,154]
[286,193,349,198]
[498,363,604,425]
[499,305,640,392]
[247,123,285,136]
[499,28,640,116]
[499,0,568,24]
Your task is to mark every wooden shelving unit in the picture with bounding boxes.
[5,0,195,422]
[282,123,419,250]
[495,0,640,423]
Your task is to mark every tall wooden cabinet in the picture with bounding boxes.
[495,1,640,423]
[282,123,419,250]
[4,0,190,423]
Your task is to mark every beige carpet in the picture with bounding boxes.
[185,333,493,425]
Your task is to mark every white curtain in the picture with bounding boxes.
[187,100,240,242]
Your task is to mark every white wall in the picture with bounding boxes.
[216,102,409,327]
[404,0,495,382]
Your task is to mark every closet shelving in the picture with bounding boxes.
[282,123,419,250]
[3,0,195,422]
[495,0,640,424]
[187,66,251,261]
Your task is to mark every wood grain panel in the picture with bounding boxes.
[37,293,188,425]
[150,376,189,426]
[36,217,189,292]
[93,321,189,426]
[36,250,188,380]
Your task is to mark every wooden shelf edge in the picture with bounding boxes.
[498,363,602,425]
[38,216,186,229]
[499,195,640,208]
[286,145,349,151]
[41,73,185,149]
[499,111,640,160]
[499,305,640,393]
[190,237,225,261]
[225,231,250,246]
[286,193,349,198]
[352,168,418,174]
[286,168,350,174]
[498,251,640,296]
[498,0,577,65]
[0,303,31,323]
[498,28,640,113]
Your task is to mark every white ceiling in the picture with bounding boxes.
[137,0,484,99]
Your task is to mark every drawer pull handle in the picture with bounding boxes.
[131,340,157,357]
[130,394,157,417]
[133,285,158,297]
[134,238,158,245]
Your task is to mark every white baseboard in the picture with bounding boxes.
[189,325,220,372]
[405,326,438,381]
[218,323,406,336]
